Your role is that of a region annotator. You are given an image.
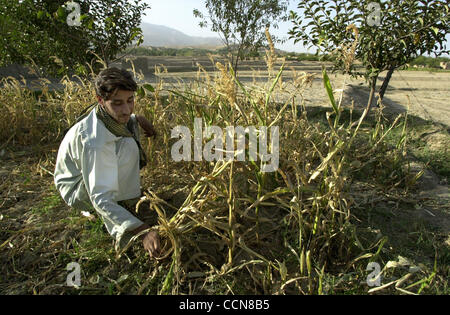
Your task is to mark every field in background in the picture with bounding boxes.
[112,56,450,126]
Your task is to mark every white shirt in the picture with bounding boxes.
[54,109,144,249]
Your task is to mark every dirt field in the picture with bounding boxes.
[127,58,450,127]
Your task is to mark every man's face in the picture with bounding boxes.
[97,89,135,124]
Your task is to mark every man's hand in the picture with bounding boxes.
[131,223,161,259]
[142,230,160,259]
[136,115,157,138]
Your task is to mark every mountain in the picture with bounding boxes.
[139,23,223,49]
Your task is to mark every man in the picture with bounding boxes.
[54,67,160,258]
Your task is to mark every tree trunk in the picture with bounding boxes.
[233,56,240,77]
[367,75,378,109]
[378,67,395,102]
[232,45,243,78]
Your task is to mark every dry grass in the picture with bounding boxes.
[0,48,448,295]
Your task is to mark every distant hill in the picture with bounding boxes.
[140,23,223,49]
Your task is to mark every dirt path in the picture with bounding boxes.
[341,71,450,127]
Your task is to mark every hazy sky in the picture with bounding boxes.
[141,0,308,53]
[141,0,449,56]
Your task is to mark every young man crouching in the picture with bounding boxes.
[54,67,160,258]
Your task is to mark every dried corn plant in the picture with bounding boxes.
[264,27,277,79]
[124,55,411,295]
[0,55,423,295]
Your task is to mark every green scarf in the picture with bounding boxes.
[96,105,147,170]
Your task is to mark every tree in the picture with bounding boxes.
[289,0,449,108]
[193,0,289,74]
[0,0,149,76]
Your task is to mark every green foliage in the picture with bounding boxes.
[0,0,149,76]
[409,55,450,68]
[124,46,215,57]
[286,53,318,61]
[289,0,449,80]
[194,0,289,72]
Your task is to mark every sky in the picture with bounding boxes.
[141,0,309,53]
[140,0,449,56]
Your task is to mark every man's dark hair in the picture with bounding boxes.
[94,67,137,100]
